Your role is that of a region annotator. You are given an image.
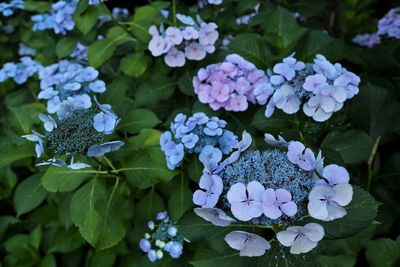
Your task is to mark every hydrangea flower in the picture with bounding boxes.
[254,53,360,122]
[18,43,36,56]
[31,0,77,35]
[139,211,189,262]
[276,223,324,254]
[160,112,238,170]
[0,0,24,16]
[37,60,106,116]
[193,131,353,255]
[198,0,223,8]
[193,54,268,111]
[378,7,400,40]
[148,14,218,67]
[225,231,271,257]
[0,57,42,85]
[22,100,123,169]
[352,33,381,48]
[70,42,88,62]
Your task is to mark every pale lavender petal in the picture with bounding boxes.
[247,181,264,202]
[322,164,350,185]
[262,188,276,206]
[332,184,353,206]
[227,183,247,203]
[280,201,297,217]
[290,235,317,254]
[263,205,282,219]
[276,229,297,247]
[303,223,324,242]
[194,208,235,226]
[275,188,292,203]
[231,202,252,221]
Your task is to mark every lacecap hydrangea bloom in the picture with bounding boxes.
[22,98,123,169]
[31,0,77,35]
[193,54,268,111]
[0,57,42,85]
[148,14,218,67]
[160,112,238,170]
[0,0,24,17]
[139,211,189,262]
[193,131,353,256]
[37,60,106,118]
[198,0,223,8]
[254,53,361,122]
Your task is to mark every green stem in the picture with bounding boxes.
[172,0,177,25]
[103,156,117,172]
[367,136,380,191]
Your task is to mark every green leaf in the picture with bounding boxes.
[228,33,274,68]
[87,28,132,68]
[365,238,400,267]
[0,143,35,169]
[73,6,99,35]
[251,108,294,134]
[121,147,178,189]
[41,167,93,192]
[120,54,149,77]
[134,189,165,232]
[23,1,51,12]
[168,177,193,221]
[350,84,400,144]
[56,37,79,58]
[70,178,127,249]
[296,30,344,61]
[8,103,45,133]
[187,157,203,182]
[319,186,379,239]
[130,6,159,42]
[47,228,84,253]
[39,254,56,267]
[118,109,160,134]
[255,5,308,50]
[321,130,374,164]
[14,174,47,217]
[135,75,176,107]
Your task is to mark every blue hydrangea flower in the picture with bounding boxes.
[19,43,36,56]
[31,0,77,35]
[70,42,88,62]
[160,112,238,170]
[37,60,106,117]
[0,57,42,85]
[139,211,189,262]
[254,53,361,122]
[22,100,123,168]
[192,131,353,256]
[0,0,24,17]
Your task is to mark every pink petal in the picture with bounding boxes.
[275,188,292,203]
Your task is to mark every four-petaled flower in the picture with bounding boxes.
[193,174,223,208]
[262,188,297,219]
[277,223,324,254]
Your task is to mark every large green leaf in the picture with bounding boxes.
[41,167,93,192]
[120,53,149,78]
[228,33,274,68]
[70,178,127,249]
[121,147,177,189]
[118,109,160,134]
[0,143,35,168]
[319,186,379,239]
[56,37,79,58]
[321,130,374,164]
[8,103,45,133]
[254,5,308,51]
[296,30,344,61]
[349,84,400,144]
[167,176,193,221]
[14,174,47,217]
[135,75,176,107]
[73,5,98,35]
[365,238,400,267]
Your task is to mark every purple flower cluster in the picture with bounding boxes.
[378,7,400,39]
[148,14,218,67]
[0,57,42,85]
[160,112,238,170]
[353,7,400,47]
[31,0,77,35]
[0,0,24,17]
[193,54,268,111]
[70,42,88,62]
[255,53,361,122]
[352,33,381,48]
[139,211,189,262]
[37,60,106,119]
[193,131,353,256]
